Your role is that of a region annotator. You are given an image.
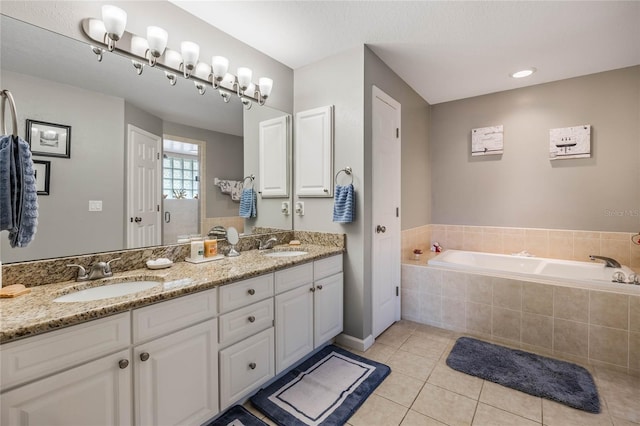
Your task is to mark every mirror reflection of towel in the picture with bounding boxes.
[239,188,257,218]
[333,184,354,223]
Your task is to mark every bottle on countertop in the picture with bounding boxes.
[204,239,218,257]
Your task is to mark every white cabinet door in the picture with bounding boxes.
[314,273,344,348]
[275,284,314,374]
[259,115,290,198]
[1,350,132,426]
[134,319,218,426]
[295,105,334,197]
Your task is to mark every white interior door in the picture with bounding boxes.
[372,86,401,338]
[127,125,161,248]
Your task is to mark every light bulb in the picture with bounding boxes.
[102,5,127,50]
[211,56,229,81]
[181,41,200,70]
[147,26,168,63]
[259,77,273,99]
[131,35,149,57]
[237,67,252,91]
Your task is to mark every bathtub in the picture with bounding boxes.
[428,250,639,294]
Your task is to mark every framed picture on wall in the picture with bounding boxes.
[26,119,71,158]
[33,160,51,195]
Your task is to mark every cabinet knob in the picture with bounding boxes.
[247,288,256,295]
[249,362,257,370]
[118,359,129,369]
[323,188,328,193]
[248,315,256,323]
[310,287,315,292]
[317,285,323,290]
[140,352,150,362]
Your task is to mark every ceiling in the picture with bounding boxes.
[169,1,640,105]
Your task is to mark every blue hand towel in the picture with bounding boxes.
[239,188,257,218]
[333,184,355,223]
[0,134,38,247]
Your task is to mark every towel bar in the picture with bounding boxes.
[334,167,353,186]
[1,90,18,137]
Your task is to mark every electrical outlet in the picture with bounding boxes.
[281,201,290,215]
[89,200,103,211]
[295,201,304,216]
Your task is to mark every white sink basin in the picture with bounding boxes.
[262,250,308,258]
[54,281,160,303]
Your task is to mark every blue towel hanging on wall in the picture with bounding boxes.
[239,188,257,218]
[333,184,355,223]
[0,134,38,247]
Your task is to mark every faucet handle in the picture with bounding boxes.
[105,257,121,274]
[67,264,88,281]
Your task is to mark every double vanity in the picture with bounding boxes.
[0,243,344,426]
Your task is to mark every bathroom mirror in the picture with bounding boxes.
[0,15,292,263]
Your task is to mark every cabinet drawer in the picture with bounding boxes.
[314,254,343,281]
[133,288,217,343]
[219,298,274,348]
[219,327,274,409]
[275,263,313,294]
[1,312,130,390]
[219,274,274,314]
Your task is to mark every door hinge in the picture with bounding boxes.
[157,152,160,160]
[396,128,399,138]
[396,207,399,217]
[396,286,399,296]
[157,205,160,212]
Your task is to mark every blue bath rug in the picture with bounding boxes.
[250,345,391,426]
[203,405,268,426]
[446,337,600,413]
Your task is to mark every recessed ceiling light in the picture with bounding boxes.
[510,68,537,78]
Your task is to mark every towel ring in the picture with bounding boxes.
[1,90,19,137]
[334,167,353,186]
[242,174,255,188]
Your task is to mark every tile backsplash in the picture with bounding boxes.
[402,224,640,272]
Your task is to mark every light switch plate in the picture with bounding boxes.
[295,201,304,216]
[89,200,103,211]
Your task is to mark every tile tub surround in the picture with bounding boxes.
[401,264,640,375]
[0,243,343,343]
[402,224,640,273]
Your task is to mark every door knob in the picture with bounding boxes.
[134,217,142,223]
[376,225,386,233]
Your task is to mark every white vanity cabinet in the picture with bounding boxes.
[132,290,219,426]
[0,313,133,426]
[275,255,343,374]
[218,274,275,410]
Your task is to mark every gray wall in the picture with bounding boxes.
[0,0,293,114]
[294,47,367,340]
[1,71,125,262]
[364,48,431,230]
[243,107,293,233]
[430,66,640,232]
[163,121,243,219]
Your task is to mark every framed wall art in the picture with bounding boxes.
[26,119,71,158]
[33,160,51,195]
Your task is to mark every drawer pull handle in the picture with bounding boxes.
[118,359,129,369]
[140,352,150,362]
[247,289,256,295]
[317,285,323,290]
[248,315,256,323]
[249,362,257,370]
[310,287,315,292]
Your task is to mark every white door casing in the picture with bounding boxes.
[372,86,401,338]
[127,125,161,248]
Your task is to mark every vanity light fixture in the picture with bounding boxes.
[510,67,537,78]
[82,5,274,109]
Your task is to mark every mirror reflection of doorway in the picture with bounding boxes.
[162,137,204,244]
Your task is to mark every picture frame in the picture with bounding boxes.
[26,119,71,158]
[33,160,51,195]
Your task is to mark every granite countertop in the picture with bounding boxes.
[0,244,343,344]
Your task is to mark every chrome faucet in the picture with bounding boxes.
[258,237,278,250]
[68,258,121,282]
[589,255,621,268]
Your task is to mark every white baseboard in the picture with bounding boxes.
[335,333,374,352]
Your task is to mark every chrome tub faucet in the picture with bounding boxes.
[589,255,621,268]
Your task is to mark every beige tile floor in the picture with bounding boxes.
[246,320,640,425]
